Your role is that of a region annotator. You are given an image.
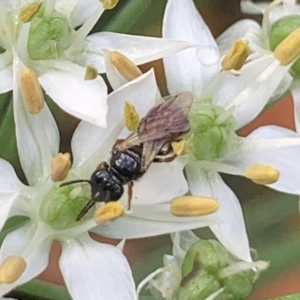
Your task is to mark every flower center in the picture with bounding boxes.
[185,103,238,161]
[27,8,74,60]
[40,182,93,230]
[269,15,300,77]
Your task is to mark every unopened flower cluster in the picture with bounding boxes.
[0,0,299,300]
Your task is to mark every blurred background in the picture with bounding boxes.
[1,0,300,299]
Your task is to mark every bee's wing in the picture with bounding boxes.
[140,139,166,171]
[117,91,193,151]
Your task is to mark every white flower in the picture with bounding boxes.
[0,0,194,126]
[234,0,300,131]
[162,0,300,262]
[1,66,221,299]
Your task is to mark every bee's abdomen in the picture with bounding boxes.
[110,145,144,183]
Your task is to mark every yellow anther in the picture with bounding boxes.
[110,51,142,81]
[19,2,42,23]
[0,256,26,284]
[221,40,250,73]
[124,100,140,131]
[245,164,280,185]
[84,64,98,80]
[274,27,300,66]
[100,0,119,9]
[51,153,72,182]
[170,195,220,217]
[20,67,44,114]
[94,202,125,224]
[172,140,189,155]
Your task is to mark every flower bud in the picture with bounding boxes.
[19,2,42,23]
[110,51,142,81]
[94,202,125,224]
[221,40,250,73]
[84,64,98,80]
[245,164,280,185]
[51,153,72,182]
[100,0,119,9]
[124,100,140,131]
[0,256,26,283]
[28,12,74,60]
[20,67,44,114]
[170,196,220,217]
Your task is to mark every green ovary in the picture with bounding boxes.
[40,183,93,230]
[28,11,74,60]
[186,104,238,161]
[269,15,300,77]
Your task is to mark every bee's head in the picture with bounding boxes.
[89,168,124,203]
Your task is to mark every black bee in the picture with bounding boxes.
[60,91,193,221]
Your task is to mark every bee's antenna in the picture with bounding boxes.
[59,179,92,187]
[76,197,97,221]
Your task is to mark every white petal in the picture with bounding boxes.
[224,125,300,194]
[132,159,188,205]
[72,70,157,173]
[240,0,267,14]
[0,159,23,191]
[213,55,289,129]
[60,234,136,300]
[290,79,300,132]
[0,192,19,232]
[80,32,193,73]
[186,164,251,261]
[13,52,59,185]
[0,53,13,93]
[94,211,220,239]
[39,62,108,127]
[0,222,51,295]
[163,0,220,97]
[69,0,101,27]
[216,19,262,55]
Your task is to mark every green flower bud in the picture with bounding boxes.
[269,15,300,77]
[182,240,231,276]
[187,104,238,161]
[28,12,74,60]
[178,268,220,300]
[40,183,93,229]
[221,270,255,299]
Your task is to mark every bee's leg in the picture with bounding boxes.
[113,138,125,147]
[157,143,173,155]
[127,181,133,210]
[154,153,177,163]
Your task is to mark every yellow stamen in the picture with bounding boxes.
[0,256,26,284]
[19,2,42,23]
[110,51,142,81]
[172,140,189,155]
[245,164,280,185]
[221,40,250,73]
[20,67,44,114]
[124,100,140,131]
[171,195,220,217]
[51,153,72,182]
[94,202,125,224]
[100,0,119,9]
[84,64,98,80]
[274,27,300,66]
